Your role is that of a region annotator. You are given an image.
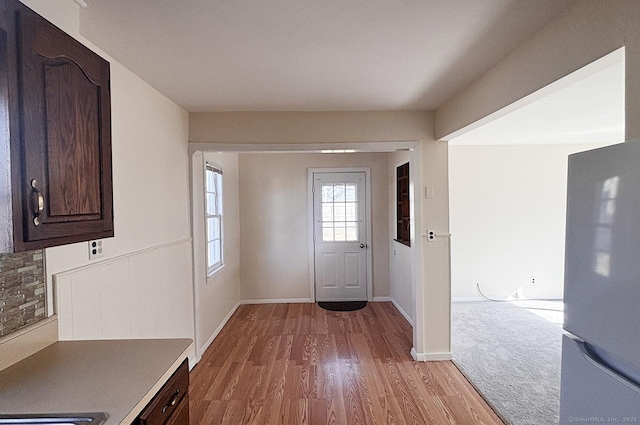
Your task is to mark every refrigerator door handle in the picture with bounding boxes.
[560,335,640,425]
[576,339,640,391]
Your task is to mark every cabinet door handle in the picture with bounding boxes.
[30,179,44,226]
[162,388,181,414]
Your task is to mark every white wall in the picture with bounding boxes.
[436,1,640,141]
[191,152,241,359]
[238,152,389,301]
[449,143,612,299]
[418,136,451,359]
[20,0,194,347]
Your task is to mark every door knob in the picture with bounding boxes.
[359,243,367,248]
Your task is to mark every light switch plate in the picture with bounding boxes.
[425,186,435,199]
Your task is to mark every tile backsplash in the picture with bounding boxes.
[0,250,46,337]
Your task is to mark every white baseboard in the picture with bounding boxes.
[239,298,401,305]
[198,301,241,360]
[240,298,312,305]
[423,352,453,361]
[452,295,564,302]
[372,296,391,302]
[411,347,452,362]
[391,298,414,327]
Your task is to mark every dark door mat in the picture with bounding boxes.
[318,301,367,311]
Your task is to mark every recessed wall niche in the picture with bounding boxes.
[395,162,410,246]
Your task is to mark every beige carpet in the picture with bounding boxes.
[451,300,565,425]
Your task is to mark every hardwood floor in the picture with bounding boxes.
[189,302,504,424]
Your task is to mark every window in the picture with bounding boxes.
[205,163,223,274]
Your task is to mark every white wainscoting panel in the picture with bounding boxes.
[55,240,195,343]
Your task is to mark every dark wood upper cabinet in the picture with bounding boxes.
[0,0,113,252]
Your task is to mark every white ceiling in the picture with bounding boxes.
[449,49,625,146]
[78,0,573,112]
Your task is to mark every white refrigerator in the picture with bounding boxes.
[560,141,640,423]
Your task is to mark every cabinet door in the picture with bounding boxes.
[16,5,113,247]
[164,396,189,425]
[137,360,189,425]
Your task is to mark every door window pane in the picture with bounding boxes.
[320,183,358,242]
[334,184,345,202]
[346,203,357,221]
[334,204,345,221]
[322,205,333,221]
[322,222,334,241]
[346,224,358,241]
[346,184,357,201]
[322,185,333,202]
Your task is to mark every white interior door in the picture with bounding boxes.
[313,172,367,301]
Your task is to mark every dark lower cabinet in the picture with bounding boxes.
[164,395,189,425]
[0,0,113,253]
[135,360,190,425]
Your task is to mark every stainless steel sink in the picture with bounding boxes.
[0,413,107,425]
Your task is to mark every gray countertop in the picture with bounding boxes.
[0,339,192,424]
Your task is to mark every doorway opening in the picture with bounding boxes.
[447,47,625,425]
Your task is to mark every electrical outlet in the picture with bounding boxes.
[89,240,104,260]
[530,276,536,286]
[427,229,436,242]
